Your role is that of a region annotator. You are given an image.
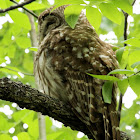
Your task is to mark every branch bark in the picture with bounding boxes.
[0,77,92,139]
[0,77,131,139]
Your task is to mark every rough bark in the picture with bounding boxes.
[0,77,92,138]
[0,77,130,139]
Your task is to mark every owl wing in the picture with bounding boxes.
[50,26,120,140]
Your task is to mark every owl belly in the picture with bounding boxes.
[35,51,67,101]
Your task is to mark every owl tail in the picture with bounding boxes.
[103,105,121,140]
[109,109,121,140]
[86,124,104,140]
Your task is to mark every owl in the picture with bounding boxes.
[34,5,121,140]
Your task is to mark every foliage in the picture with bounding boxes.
[0,0,140,139]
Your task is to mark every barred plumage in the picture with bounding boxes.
[34,5,121,140]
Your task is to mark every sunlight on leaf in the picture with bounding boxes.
[0,134,12,140]
[108,69,135,75]
[25,2,46,10]
[9,11,31,30]
[86,6,101,30]
[28,47,38,52]
[87,73,119,81]
[64,5,83,29]
[131,61,140,68]
[118,78,128,95]
[129,75,140,97]
[17,132,30,140]
[112,0,132,15]
[99,2,123,25]
[124,38,140,47]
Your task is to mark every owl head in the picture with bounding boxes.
[38,5,91,43]
[38,5,69,43]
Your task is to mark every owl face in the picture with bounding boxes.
[38,5,68,43]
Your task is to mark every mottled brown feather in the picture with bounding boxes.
[34,5,121,140]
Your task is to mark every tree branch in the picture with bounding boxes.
[0,77,131,140]
[123,11,129,46]
[118,0,137,124]
[132,0,136,6]
[0,0,38,18]
[10,0,38,18]
[0,77,92,139]
[123,0,137,46]
[0,66,33,76]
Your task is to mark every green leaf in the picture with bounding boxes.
[99,2,123,25]
[0,0,7,9]
[129,75,140,97]
[0,115,13,131]
[118,78,128,95]
[51,127,78,140]
[47,131,64,140]
[86,6,101,30]
[119,47,129,69]
[16,37,31,49]
[0,66,21,77]
[128,50,140,69]
[23,53,33,73]
[87,73,119,81]
[55,0,85,5]
[108,69,135,75]
[28,47,38,52]
[124,38,140,47]
[116,47,124,63]
[131,61,140,68]
[64,5,83,29]
[102,81,113,104]
[7,45,16,58]
[0,134,12,140]
[13,110,35,126]
[112,0,132,15]
[25,2,46,10]
[0,58,6,64]
[45,116,53,133]
[28,119,39,139]
[17,132,30,140]
[9,11,31,30]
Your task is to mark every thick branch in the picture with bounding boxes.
[0,77,131,139]
[0,77,92,139]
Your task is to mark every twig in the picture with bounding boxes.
[123,0,137,46]
[0,66,33,76]
[118,93,123,123]
[129,70,140,77]
[132,0,136,6]
[118,0,137,124]
[123,11,129,46]
[0,0,38,18]
[0,0,34,13]
[10,0,38,19]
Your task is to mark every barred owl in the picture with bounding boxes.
[34,5,121,140]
